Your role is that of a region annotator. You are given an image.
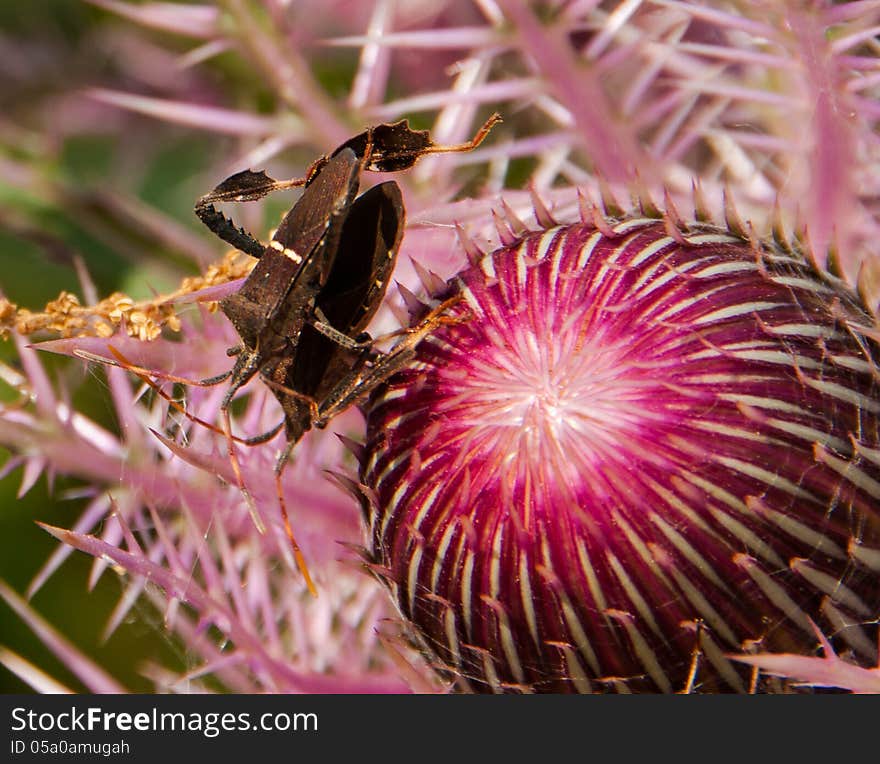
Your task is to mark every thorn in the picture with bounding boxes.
[324,469,366,501]
[692,177,710,223]
[723,184,746,238]
[582,190,616,238]
[528,183,557,229]
[591,206,616,239]
[662,189,688,244]
[793,217,808,249]
[396,282,428,319]
[597,175,623,217]
[633,172,660,218]
[746,220,762,253]
[662,188,687,232]
[748,223,769,278]
[362,559,395,584]
[492,208,519,247]
[856,259,879,316]
[108,498,142,553]
[664,214,689,245]
[826,234,843,279]
[577,188,590,224]
[771,197,791,253]
[500,199,528,235]
[808,618,838,659]
[357,483,380,513]
[455,223,485,267]
[797,223,822,271]
[335,540,372,563]
[388,299,410,327]
[335,433,365,464]
[410,258,447,298]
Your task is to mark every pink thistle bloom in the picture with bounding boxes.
[362,215,880,692]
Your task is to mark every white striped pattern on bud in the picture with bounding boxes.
[360,216,880,693]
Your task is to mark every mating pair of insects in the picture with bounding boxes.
[97,114,500,593]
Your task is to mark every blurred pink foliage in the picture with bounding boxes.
[0,0,878,693]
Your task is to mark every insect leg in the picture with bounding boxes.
[260,376,321,412]
[314,295,462,428]
[310,306,375,352]
[238,420,285,445]
[76,346,234,387]
[210,349,276,531]
[194,203,265,259]
[274,439,317,597]
[424,113,502,156]
[219,403,265,534]
[76,347,278,445]
[195,169,313,258]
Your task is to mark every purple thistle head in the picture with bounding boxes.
[360,211,880,692]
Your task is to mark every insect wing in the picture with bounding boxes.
[319,182,404,337]
[220,149,361,348]
[272,147,361,285]
[300,181,404,397]
[279,181,404,441]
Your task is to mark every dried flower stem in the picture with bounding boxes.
[0,251,254,341]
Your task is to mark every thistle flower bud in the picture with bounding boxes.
[360,216,880,693]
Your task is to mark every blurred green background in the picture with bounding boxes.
[0,0,269,692]
[4,1,181,693]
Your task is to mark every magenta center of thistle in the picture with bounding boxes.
[361,218,880,693]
